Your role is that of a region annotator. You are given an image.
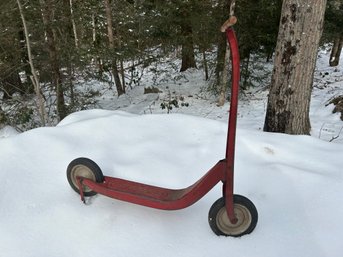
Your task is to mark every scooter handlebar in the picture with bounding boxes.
[220,16,237,32]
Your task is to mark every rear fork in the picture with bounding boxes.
[76,176,86,204]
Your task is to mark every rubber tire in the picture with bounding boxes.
[66,157,104,197]
[208,195,258,237]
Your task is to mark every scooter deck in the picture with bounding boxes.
[81,160,227,210]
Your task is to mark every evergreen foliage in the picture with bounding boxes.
[323,0,343,40]
[0,0,340,130]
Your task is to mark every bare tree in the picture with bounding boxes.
[39,0,67,120]
[264,0,327,134]
[329,36,343,66]
[69,0,79,48]
[17,0,47,126]
[327,0,343,67]
[104,0,125,96]
[179,4,197,72]
[217,0,235,107]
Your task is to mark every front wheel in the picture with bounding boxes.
[208,195,258,237]
[66,157,104,196]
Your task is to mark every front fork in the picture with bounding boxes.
[222,165,237,224]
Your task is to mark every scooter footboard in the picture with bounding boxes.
[81,160,226,210]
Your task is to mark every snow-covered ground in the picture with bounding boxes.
[0,49,342,257]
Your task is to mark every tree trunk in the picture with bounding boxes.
[17,0,47,126]
[329,35,343,67]
[217,44,231,106]
[40,0,67,120]
[215,32,226,90]
[217,0,235,106]
[92,13,97,44]
[179,7,196,72]
[180,26,196,71]
[1,71,22,99]
[104,0,125,96]
[69,0,79,48]
[92,13,104,76]
[120,59,125,89]
[264,0,327,135]
[18,29,34,94]
[202,49,209,81]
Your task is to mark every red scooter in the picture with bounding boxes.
[66,17,258,237]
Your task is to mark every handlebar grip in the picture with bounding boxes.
[220,16,237,32]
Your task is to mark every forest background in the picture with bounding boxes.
[0,0,342,131]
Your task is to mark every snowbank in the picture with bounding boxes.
[0,110,342,257]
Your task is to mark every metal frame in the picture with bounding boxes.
[76,27,240,224]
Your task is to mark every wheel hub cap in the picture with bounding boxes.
[71,165,96,193]
[217,204,252,235]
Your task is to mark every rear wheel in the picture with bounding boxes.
[66,157,104,196]
[208,195,258,237]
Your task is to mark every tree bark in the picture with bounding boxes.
[264,0,327,135]
[17,0,47,126]
[217,44,231,106]
[104,0,125,96]
[179,6,197,72]
[92,13,104,76]
[329,35,343,67]
[202,49,209,81]
[18,28,33,94]
[40,0,67,120]
[69,0,79,48]
[1,70,23,99]
[217,0,235,106]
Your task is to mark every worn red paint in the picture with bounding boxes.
[77,28,240,224]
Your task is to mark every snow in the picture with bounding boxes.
[0,50,343,257]
[0,125,19,138]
